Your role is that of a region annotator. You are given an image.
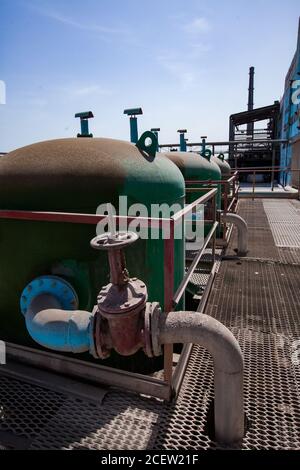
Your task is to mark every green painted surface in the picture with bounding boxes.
[212,155,231,178]
[162,151,221,237]
[162,151,221,204]
[0,138,185,371]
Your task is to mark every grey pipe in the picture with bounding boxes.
[221,212,248,256]
[26,294,93,353]
[157,311,244,444]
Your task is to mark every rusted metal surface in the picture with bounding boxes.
[91,232,148,358]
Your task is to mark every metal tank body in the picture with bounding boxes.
[0,138,185,372]
[162,151,221,205]
[212,155,232,206]
[212,155,231,179]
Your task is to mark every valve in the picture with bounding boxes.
[90,229,148,358]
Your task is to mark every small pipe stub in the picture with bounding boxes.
[75,111,94,138]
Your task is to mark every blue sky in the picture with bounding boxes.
[0,0,299,152]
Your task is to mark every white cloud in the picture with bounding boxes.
[188,43,211,58]
[69,85,113,97]
[26,3,128,36]
[157,54,196,89]
[183,17,211,34]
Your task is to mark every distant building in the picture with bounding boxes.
[279,18,300,188]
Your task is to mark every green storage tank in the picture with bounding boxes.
[212,154,231,179]
[212,154,232,209]
[0,137,185,372]
[162,151,221,206]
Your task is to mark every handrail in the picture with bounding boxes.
[172,188,217,222]
[172,221,218,307]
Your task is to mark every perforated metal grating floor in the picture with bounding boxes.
[0,199,299,450]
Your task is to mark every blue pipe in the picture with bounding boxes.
[25,294,93,353]
[20,276,94,354]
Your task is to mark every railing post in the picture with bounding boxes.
[223,182,228,242]
[163,218,175,384]
[212,195,216,264]
[271,143,276,191]
[252,171,256,200]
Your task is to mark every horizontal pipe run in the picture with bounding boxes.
[157,311,244,444]
[159,139,288,148]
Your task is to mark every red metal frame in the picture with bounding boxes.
[0,188,218,385]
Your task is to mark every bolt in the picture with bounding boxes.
[27,285,32,292]
[124,302,130,307]
[140,284,145,288]
[132,277,137,281]
[22,296,27,303]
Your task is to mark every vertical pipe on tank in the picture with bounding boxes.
[75,111,94,138]
[201,136,207,155]
[151,128,160,152]
[81,119,89,136]
[123,108,143,144]
[177,129,187,152]
[130,117,139,143]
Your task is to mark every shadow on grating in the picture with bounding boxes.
[1,329,299,450]
[0,375,66,449]
[205,258,300,339]
[152,329,300,450]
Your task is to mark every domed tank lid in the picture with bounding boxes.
[0,137,185,212]
[163,151,221,181]
[212,154,231,177]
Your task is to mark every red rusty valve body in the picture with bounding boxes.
[90,231,148,358]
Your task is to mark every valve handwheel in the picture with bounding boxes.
[90,231,138,251]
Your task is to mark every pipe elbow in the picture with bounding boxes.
[25,295,93,353]
[157,311,244,444]
[158,311,243,374]
[221,212,248,256]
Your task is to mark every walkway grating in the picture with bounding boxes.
[0,198,299,450]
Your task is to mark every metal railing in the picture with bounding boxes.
[233,166,300,199]
[185,173,240,244]
[0,188,218,399]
